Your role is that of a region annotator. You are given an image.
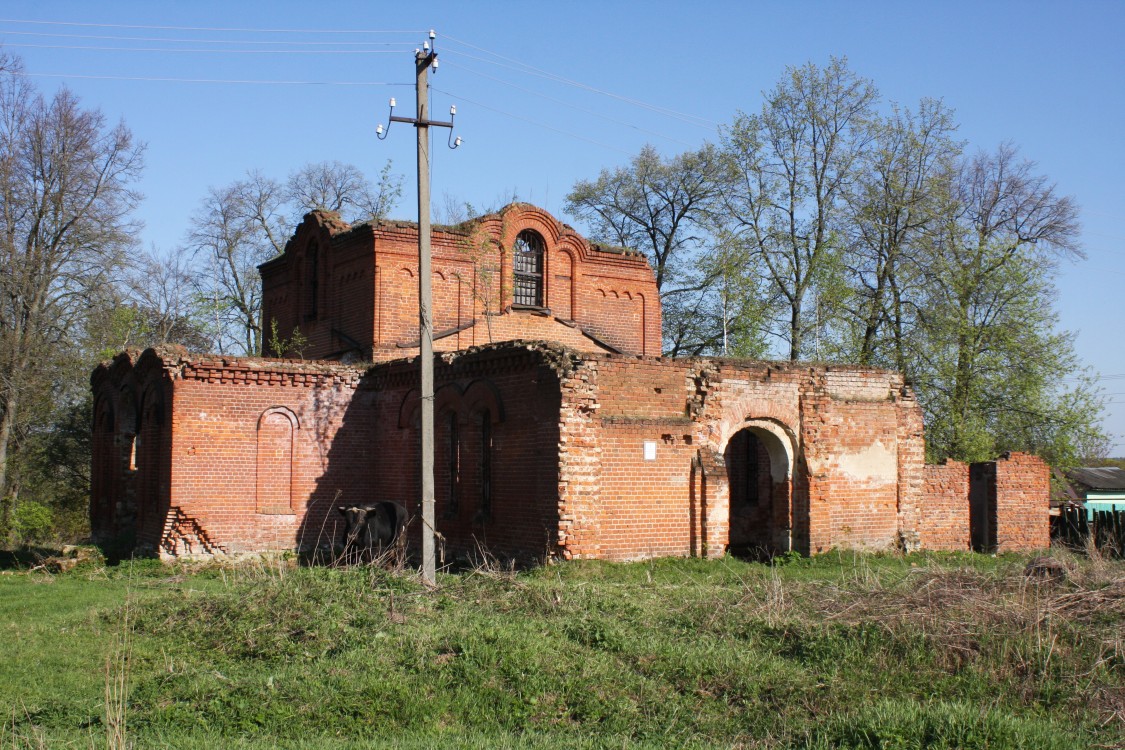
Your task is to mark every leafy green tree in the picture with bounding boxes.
[840,99,962,370]
[570,58,1105,465]
[0,52,144,529]
[717,57,878,360]
[910,145,1100,464]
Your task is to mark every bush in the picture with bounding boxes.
[12,500,53,544]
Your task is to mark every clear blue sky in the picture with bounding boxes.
[4,1,1124,451]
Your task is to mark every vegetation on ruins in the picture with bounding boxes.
[2,551,1123,748]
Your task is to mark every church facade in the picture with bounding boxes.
[90,204,1049,561]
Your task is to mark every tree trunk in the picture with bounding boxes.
[789,288,804,361]
[0,388,17,512]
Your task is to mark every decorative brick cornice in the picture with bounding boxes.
[176,356,363,387]
[366,340,584,390]
[96,347,366,388]
[351,202,649,264]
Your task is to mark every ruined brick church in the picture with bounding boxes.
[91,204,1049,561]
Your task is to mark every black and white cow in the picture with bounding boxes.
[337,502,408,562]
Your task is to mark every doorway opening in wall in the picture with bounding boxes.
[725,426,792,560]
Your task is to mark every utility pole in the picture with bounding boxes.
[377,31,459,586]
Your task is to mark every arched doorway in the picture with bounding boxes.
[725,423,793,558]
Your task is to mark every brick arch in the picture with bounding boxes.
[90,389,118,536]
[462,379,505,423]
[93,389,116,434]
[434,383,465,415]
[135,381,167,536]
[720,419,797,557]
[398,389,421,428]
[635,293,647,354]
[257,405,300,432]
[496,204,569,247]
[398,384,466,428]
[302,237,321,321]
[116,379,139,437]
[716,418,795,483]
[256,406,299,515]
[712,391,800,457]
[140,381,166,427]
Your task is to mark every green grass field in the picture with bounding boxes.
[1,549,1122,749]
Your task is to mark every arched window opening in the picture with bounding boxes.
[447,411,460,517]
[478,409,492,522]
[128,435,139,472]
[513,230,544,307]
[305,242,319,321]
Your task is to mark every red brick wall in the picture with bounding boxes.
[91,352,138,542]
[895,386,927,550]
[368,345,567,560]
[261,210,363,359]
[90,350,373,556]
[993,452,1050,552]
[94,344,1050,562]
[558,356,923,560]
[792,370,912,553]
[557,357,702,561]
[167,359,368,555]
[261,204,661,362]
[919,460,971,551]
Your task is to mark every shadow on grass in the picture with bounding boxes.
[0,545,60,569]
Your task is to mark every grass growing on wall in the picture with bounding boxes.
[1,550,1122,749]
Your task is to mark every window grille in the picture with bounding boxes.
[513,230,544,307]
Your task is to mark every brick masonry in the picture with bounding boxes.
[91,205,1053,560]
[259,203,661,362]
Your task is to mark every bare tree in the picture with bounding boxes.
[286,159,403,222]
[0,54,144,506]
[187,160,404,355]
[124,245,211,351]
[186,176,284,355]
[566,144,722,354]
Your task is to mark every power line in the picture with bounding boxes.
[444,60,699,149]
[431,86,633,156]
[2,43,407,54]
[25,72,409,87]
[0,18,425,35]
[0,29,419,47]
[6,23,718,144]
[440,35,718,130]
